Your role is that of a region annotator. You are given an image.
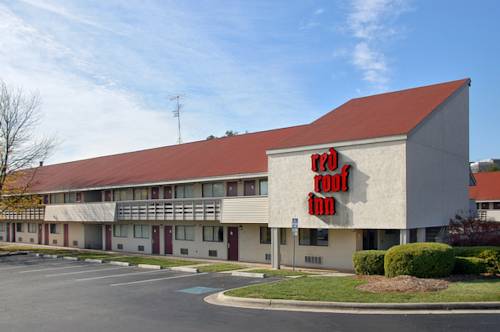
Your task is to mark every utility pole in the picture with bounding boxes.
[170,95,183,144]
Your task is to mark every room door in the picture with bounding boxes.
[227,227,239,261]
[152,225,160,255]
[105,225,112,251]
[6,223,10,242]
[164,226,173,255]
[44,224,49,245]
[38,224,43,244]
[63,224,69,247]
[12,224,16,243]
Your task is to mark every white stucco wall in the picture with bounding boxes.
[406,84,470,228]
[268,141,407,229]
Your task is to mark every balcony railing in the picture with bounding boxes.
[117,198,221,221]
[0,206,45,220]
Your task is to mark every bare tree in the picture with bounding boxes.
[0,81,56,212]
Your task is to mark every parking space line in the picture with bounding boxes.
[110,272,207,287]
[75,269,170,282]
[19,263,89,274]
[46,266,129,277]
[0,262,52,271]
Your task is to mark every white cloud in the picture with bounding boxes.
[346,0,411,90]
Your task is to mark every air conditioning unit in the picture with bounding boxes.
[305,256,322,264]
[138,245,144,252]
[73,240,78,246]
[117,244,123,250]
[180,248,188,255]
[265,253,271,261]
[30,238,34,243]
[208,250,217,257]
[52,239,58,245]
[18,237,23,242]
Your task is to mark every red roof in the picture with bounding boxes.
[271,78,470,149]
[27,78,469,192]
[469,172,500,201]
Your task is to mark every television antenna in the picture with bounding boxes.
[170,95,184,144]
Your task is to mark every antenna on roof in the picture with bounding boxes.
[170,95,184,144]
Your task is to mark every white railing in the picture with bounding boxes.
[117,198,221,221]
[0,206,45,220]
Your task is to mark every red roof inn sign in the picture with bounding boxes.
[308,148,351,216]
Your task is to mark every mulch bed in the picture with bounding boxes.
[355,275,449,293]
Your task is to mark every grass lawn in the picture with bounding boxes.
[226,276,500,303]
[198,263,245,273]
[244,269,313,277]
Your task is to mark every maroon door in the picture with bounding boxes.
[38,224,43,244]
[151,187,159,200]
[104,190,112,201]
[12,224,16,243]
[6,223,10,242]
[63,224,69,247]
[152,225,160,254]
[164,226,173,254]
[44,224,49,245]
[226,182,238,197]
[164,186,172,199]
[227,227,239,261]
[244,180,256,196]
[105,225,112,251]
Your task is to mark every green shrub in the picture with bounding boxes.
[453,257,488,274]
[353,250,386,275]
[453,246,500,258]
[477,250,500,274]
[384,242,455,278]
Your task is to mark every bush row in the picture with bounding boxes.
[353,244,500,277]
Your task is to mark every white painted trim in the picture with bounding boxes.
[266,135,407,155]
[29,172,268,195]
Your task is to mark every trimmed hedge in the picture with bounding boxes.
[353,250,386,275]
[453,246,500,258]
[453,257,488,274]
[384,242,455,278]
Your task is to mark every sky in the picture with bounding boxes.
[0,0,498,164]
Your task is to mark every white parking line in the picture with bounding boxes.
[0,261,52,271]
[46,266,129,277]
[19,263,88,274]
[75,269,170,282]
[110,272,207,287]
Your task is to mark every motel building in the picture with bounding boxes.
[470,171,500,222]
[0,79,471,271]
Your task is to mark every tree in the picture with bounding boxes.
[206,130,242,140]
[0,81,56,212]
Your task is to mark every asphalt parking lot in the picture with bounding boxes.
[0,254,498,332]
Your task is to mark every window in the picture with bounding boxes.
[299,229,329,246]
[50,224,58,234]
[481,202,490,210]
[175,225,195,241]
[16,223,23,232]
[259,179,268,196]
[493,202,500,210]
[52,193,64,204]
[28,224,37,233]
[64,192,77,203]
[202,183,224,197]
[203,226,223,242]
[134,188,148,200]
[113,225,128,238]
[114,189,133,201]
[133,225,150,239]
[175,184,194,199]
[259,227,286,245]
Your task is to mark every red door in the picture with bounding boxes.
[6,223,10,242]
[151,187,159,200]
[12,224,16,243]
[63,224,69,247]
[105,225,112,251]
[244,180,256,196]
[152,225,160,254]
[226,182,238,197]
[44,224,49,245]
[164,226,173,255]
[38,224,43,244]
[227,227,239,261]
[164,186,172,199]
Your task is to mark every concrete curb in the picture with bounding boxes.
[207,291,500,313]
[42,254,61,259]
[171,266,199,273]
[137,264,162,270]
[109,261,131,267]
[231,271,266,278]
[84,258,103,263]
[63,256,79,261]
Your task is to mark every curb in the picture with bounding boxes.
[231,271,266,278]
[171,266,199,273]
[84,258,104,264]
[205,291,500,313]
[42,254,61,259]
[63,256,79,261]
[109,261,131,267]
[138,264,162,270]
